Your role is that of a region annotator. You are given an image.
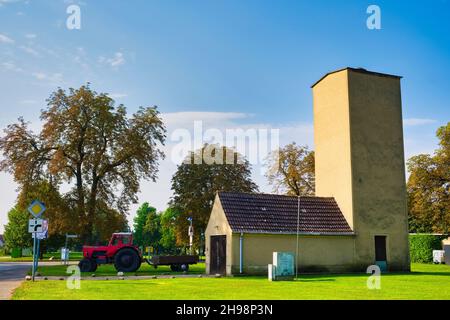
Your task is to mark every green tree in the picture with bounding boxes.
[170,144,258,247]
[3,207,32,250]
[143,209,161,251]
[0,85,166,242]
[133,203,157,248]
[159,207,180,254]
[407,122,450,233]
[265,143,315,196]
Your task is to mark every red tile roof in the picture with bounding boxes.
[218,192,353,235]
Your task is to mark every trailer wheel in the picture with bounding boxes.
[114,248,140,272]
[79,258,96,272]
[170,264,180,272]
[180,264,189,272]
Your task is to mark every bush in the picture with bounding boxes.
[409,234,446,263]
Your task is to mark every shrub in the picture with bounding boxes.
[409,234,446,263]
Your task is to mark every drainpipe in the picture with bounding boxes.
[239,233,244,274]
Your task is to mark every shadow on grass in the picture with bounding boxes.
[296,278,336,283]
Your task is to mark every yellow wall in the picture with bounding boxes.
[313,71,355,229]
[204,196,233,275]
[313,69,410,271]
[231,233,356,274]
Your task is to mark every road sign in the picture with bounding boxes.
[28,219,44,233]
[28,200,46,218]
[33,220,48,239]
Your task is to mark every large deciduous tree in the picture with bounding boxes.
[170,144,258,247]
[0,85,166,242]
[265,142,315,196]
[407,122,450,234]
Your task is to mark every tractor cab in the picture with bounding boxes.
[109,233,133,247]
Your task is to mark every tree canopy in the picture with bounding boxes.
[265,142,315,196]
[0,85,166,242]
[407,122,450,234]
[170,144,258,247]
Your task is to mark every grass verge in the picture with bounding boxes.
[12,263,450,300]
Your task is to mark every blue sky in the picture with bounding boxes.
[1,0,449,231]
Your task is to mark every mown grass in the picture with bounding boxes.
[31,262,205,277]
[0,252,83,262]
[12,263,450,300]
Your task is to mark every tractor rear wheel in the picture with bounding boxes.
[180,264,189,272]
[114,248,140,272]
[79,258,96,272]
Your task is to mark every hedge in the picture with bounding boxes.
[409,234,445,263]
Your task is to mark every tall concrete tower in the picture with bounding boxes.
[312,67,410,271]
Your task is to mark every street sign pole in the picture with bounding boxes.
[27,200,46,282]
[32,233,37,281]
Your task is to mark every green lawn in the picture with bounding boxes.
[12,263,450,300]
[0,252,83,262]
[31,262,205,277]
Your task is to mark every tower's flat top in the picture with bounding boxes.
[311,67,402,88]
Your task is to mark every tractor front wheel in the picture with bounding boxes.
[79,258,97,272]
[114,248,140,272]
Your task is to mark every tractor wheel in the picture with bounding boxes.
[91,260,98,272]
[170,264,180,272]
[79,259,96,272]
[180,264,189,272]
[114,248,140,272]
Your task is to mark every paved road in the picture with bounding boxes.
[0,262,32,300]
[0,261,68,300]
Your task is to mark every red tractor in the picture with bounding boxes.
[79,233,142,272]
[78,232,199,273]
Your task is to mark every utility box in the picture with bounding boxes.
[433,250,445,264]
[269,252,295,281]
[61,248,69,263]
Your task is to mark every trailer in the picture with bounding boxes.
[147,255,199,271]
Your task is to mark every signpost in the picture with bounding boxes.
[62,234,78,265]
[28,200,46,281]
[187,217,193,255]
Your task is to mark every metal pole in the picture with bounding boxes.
[239,233,244,274]
[32,234,37,282]
[295,196,300,280]
[35,238,40,275]
[64,234,69,265]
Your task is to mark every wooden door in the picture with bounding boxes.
[375,236,387,262]
[210,235,226,275]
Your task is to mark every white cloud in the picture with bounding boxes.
[0,33,14,44]
[109,93,128,99]
[403,118,437,126]
[19,45,39,56]
[0,0,22,7]
[99,52,125,68]
[32,72,64,85]
[25,33,37,39]
[1,61,22,72]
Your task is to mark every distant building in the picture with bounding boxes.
[205,67,410,275]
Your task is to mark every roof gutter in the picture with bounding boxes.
[233,231,356,236]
